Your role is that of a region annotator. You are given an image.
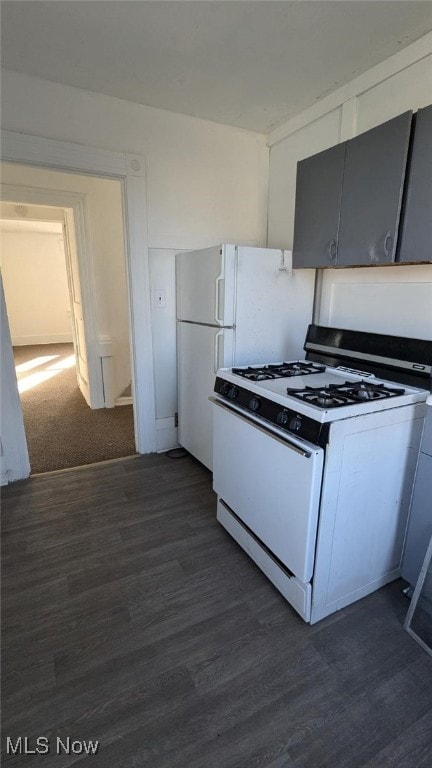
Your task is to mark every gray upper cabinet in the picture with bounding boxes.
[397,105,432,264]
[292,110,415,268]
[338,111,412,266]
[292,143,346,268]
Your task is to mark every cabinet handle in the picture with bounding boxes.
[328,239,337,262]
[383,230,393,259]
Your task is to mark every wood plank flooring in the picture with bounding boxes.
[2,454,432,767]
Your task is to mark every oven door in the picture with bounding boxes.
[212,398,324,584]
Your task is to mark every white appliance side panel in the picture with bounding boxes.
[176,244,235,326]
[234,247,315,365]
[177,322,234,470]
[213,400,323,583]
[312,404,425,617]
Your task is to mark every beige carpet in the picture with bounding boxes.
[14,343,136,474]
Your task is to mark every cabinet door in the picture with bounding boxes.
[398,105,432,264]
[338,111,412,266]
[292,142,345,268]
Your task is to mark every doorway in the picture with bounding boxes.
[1,131,157,484]
[0,192,135,473]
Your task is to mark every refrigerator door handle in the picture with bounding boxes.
[215,275,224,325]
[214,329,224,373]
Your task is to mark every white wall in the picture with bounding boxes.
[267,34,432,340]
[0,220,73,345]
[1,69,268,251]
[1,69,269,443]
[1,163,132,401]
[148,248,179,451]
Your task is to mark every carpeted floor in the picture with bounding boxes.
[14,343,136,474]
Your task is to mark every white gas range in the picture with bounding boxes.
[211,325,432,623]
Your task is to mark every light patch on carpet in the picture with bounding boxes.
[15,354,59,374]
[17,354,76,393]
[47,354,76,370]
[14,342,135,472]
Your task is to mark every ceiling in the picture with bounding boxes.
[2,1,432,133]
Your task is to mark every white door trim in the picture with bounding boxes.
[1,184,105,409]
[1,130,157,462]
[0,275,31,485]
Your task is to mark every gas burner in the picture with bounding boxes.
[343,381,406,401]
[231,366,275,381]
[232,361,325,381]
[287,380,406,408]
[281,362,326,377]
[289,388,355,408]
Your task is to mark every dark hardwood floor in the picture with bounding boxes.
[2,454,432,767]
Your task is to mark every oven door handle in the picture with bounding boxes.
[210,397,312,458]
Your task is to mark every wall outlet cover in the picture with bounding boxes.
[153,289,166,308]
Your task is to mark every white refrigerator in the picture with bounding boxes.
[176,244,315,470]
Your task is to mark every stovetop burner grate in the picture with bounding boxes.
[286,380,406,408]
[232,361,325,381]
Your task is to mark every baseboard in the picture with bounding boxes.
[115,396,133,406]
[29,454,140,478]
[12,334,74,346]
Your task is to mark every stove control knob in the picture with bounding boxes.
[220,382,231,397]
[249,396,261,412]
[289,415,302,432]
[276,409,289,426]
[228,385,239,400]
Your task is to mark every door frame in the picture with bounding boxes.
[0,274,31,484]
[1,130,157,464]
[1,184,105,409]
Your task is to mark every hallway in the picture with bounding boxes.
[15,343,136,473]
